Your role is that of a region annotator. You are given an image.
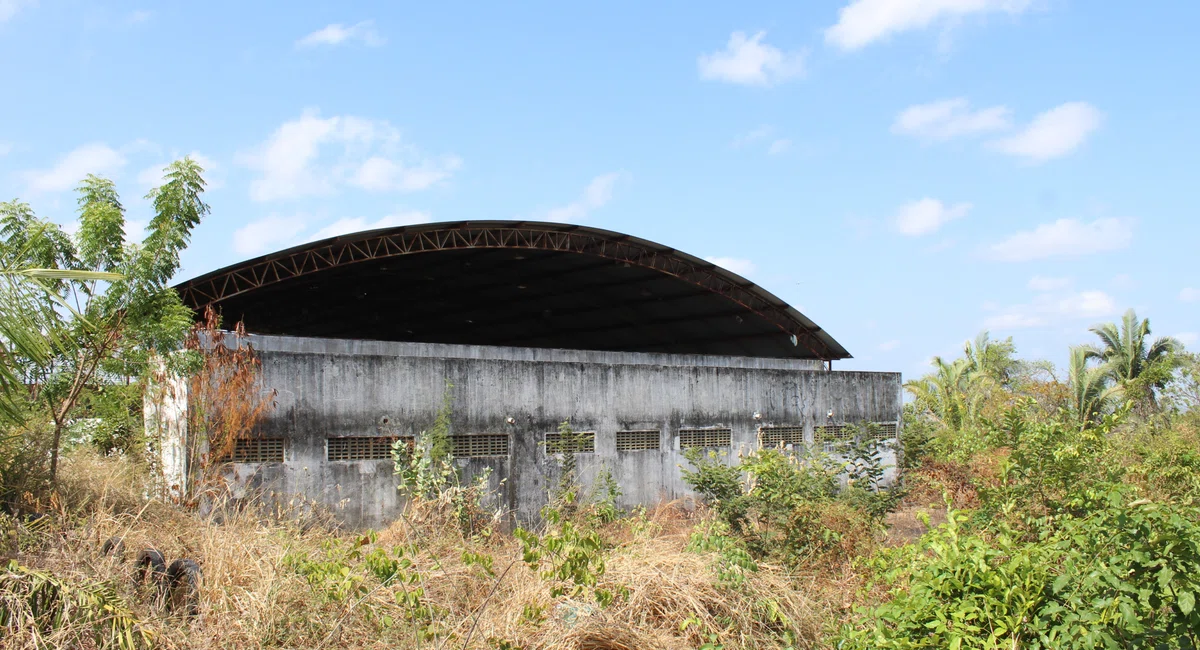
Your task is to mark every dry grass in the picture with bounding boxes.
[3,453,866,649]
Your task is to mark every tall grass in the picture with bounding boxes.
[2,451,859,649]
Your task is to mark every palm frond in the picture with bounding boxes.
[7,269,124,282]
[1147,336,1184,362]
[1088,321,1122,354]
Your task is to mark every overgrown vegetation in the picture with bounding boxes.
[837,318,1198,649]
[181,306,277,499]
[3,159,1200,647]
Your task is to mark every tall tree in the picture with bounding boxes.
[1067,346,1122,426]
[962,331,1019,386]
[0,158,208,482]
[1085,308,1183,408]
[904,356,982,431]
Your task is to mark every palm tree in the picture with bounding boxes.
[1085,309,1183,405]
[963,331,1019,386]
[904,356,982,431]
[1067,346,1122,426]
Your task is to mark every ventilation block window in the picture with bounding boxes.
[450,434,510,458]
[678,427,732,449]
[544,430,595,454]
[616,429,661,451]
[758,426,805,449]
[224,438,285,463]
[815,423,898,450]
[871,423,899,440]
[814,425,851,451]
[327,436,413,461]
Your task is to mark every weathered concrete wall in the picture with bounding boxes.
[223,335,903,529]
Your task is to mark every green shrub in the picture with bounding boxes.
[840,489,1200,649]
[682,447,877,568]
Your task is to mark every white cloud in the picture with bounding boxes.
[1028,275,1071,292]
[984,289,1117,330]
[350,154,462,192]
[705,256,757,277]
[983,311,1046,329]
[878,340,900,351]
[296,20,384,48]
[233,215,308,255]
[989,217,1133,261]
[767,139,792,155]
[1057,290,1117,318]
[137,152,221,189]
[1181,288,1200,303]
[543,172,626,223]
[825,0,1033,50]
[698,31,805,86]
[1177,332,1198,348]
[892,98,1011,140]
[237,109,457,202]
[233,211,434,256]
[1,0,35,23]
[893,198,971,236]
[732,125,773,148]
[988,102,1102,163]
[306,211,432,242]
[23,143,127,193]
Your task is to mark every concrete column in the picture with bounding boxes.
[144,359,189,500]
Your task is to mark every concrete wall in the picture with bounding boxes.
[220,335,903,529]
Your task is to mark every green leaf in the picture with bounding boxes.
[11,268,123,281]
[1180,590,1195,615]
[1052,573,1070,594]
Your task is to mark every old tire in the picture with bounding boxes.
[134,548,168,594]
[101,536,125,560]
[167,558,202,616]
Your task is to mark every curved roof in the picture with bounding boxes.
[176,221,850,360]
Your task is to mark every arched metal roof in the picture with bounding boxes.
[176,221,850,360]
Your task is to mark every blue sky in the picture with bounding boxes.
[1,0,1197,376]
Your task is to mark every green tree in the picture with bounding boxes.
[904,356,982,431]
[0,158,208,482]
[1163,351,1200,414]
[1066,345,1123,426]
[1085,308,1183,408]
[963,330,1019,386]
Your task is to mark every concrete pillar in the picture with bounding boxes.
[144,359,189,500]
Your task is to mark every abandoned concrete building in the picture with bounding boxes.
[157,221,902,528]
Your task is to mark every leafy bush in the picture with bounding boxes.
[840,490,1200,649]
[391,381,495,537]
[515,506,613,606]
[283,532,443,639]
[589,464,623,524]
[979,402,1127,526]
[682,447,878,567]
[1118,422,1200,504]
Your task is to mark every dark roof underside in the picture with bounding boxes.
[175,221,850,360]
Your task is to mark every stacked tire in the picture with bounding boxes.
[104,537,203,617]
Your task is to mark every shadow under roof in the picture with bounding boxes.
[175,221,850,361]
